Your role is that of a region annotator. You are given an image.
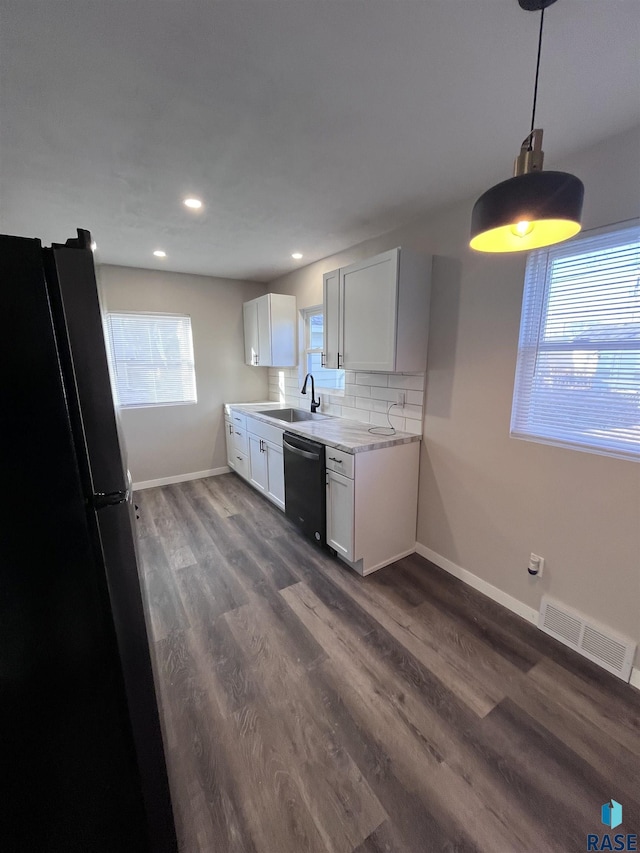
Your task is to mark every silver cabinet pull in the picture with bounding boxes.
[337,352,342,368]
[321,352,326,367]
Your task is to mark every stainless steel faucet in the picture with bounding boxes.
[301,373,321,412]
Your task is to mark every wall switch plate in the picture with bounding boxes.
[397,391,406,407]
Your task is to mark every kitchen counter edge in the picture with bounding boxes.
[224,402,421,454]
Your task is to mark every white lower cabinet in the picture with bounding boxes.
[326,469,354,559]
[326,441,420,575]
[249,435,268,494]
[265,442,285,510]
[231,411,286,511]
[226,416,249,475]
[224,418,236,471]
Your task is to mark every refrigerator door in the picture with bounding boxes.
[44,230,127,498]
[0,233,166,851]
[43,231,177,852]
[90,496,177,853]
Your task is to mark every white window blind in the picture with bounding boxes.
[106,312,197,408]
[511,223,640,461]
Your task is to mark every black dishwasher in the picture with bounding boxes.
[283,432,326,546]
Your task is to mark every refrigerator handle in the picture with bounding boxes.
[90,489,129,510]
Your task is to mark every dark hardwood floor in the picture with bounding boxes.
[136,474,640,853]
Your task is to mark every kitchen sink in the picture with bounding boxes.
[257,408,333,422]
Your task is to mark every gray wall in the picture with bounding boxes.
[100,265,268,484]
[269,125,640,649]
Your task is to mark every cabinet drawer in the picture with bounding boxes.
[230,410,247,430]
[233,426,248,455]
[325,446,354,479]
[246,415,284,447]
[233,451,249,480]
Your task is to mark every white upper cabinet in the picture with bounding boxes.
[323,248,431,373]
[243,293,297,367]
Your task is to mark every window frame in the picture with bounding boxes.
[510,220,640,462]
[105,310,198,409]
[299,305,345,394]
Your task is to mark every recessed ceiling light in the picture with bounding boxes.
[153,250,167,258]
[183,198,202,209]
[291,252,303,260]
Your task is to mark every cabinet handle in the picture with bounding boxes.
[235,430,241,436]
[329,457,343,463]
[337,352,342,368]
[321,352,326,367]
[254,354,259,365]
[234,417,241,422]
[236,456,242,461]
[228,424,233,435]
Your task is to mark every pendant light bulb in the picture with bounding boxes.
[513,221,533,237]
[469,0,584,253]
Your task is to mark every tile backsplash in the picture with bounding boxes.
[268,368,425,435]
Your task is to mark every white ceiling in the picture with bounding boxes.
[1,1,638,281]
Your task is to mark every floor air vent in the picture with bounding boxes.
[539,595,636,682]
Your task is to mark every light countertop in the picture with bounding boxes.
[224,401,421,454]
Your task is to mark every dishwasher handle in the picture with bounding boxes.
[283,437,321,461]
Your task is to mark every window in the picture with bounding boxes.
[511,222,640,461]
[302,306,345,392]
[106,312,197,408]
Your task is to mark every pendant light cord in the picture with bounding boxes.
[529,7,545,143]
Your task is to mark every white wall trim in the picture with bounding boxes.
[414,542,538,625]
[631,667,640,691]
[133,466,230,491]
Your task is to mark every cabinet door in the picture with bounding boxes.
[249,435,268,493]
[326,469,355,560]
[341,248,399,372]
[265,441,285,510]
[256,295,272,366]
[243,300,259,366]
[269,294,297,367]
[224,420,236,470]
[323,269,341,369]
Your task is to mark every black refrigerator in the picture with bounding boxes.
[0,230,177,852]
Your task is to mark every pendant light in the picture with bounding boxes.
[469,0,584,253]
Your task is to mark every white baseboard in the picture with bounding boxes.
[133,466,230,491]
[413,542,538,625]
[362,547,418,576]
[414,543,640,687]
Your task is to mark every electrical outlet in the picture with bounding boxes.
[397,391,405,408]
[528,553,544,577]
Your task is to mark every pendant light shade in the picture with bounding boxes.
[469,0,584,253]
[470,169,584,252]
